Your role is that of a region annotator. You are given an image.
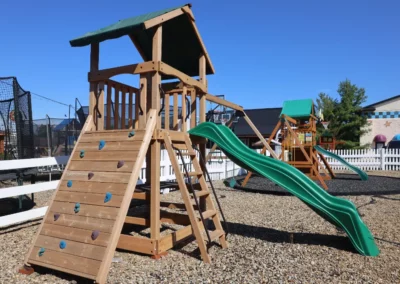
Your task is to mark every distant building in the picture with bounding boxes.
[360,95,400,149]
[233,108,282,148]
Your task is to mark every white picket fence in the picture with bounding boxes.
[322,148,400,171]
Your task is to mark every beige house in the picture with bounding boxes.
[360,95,400,149]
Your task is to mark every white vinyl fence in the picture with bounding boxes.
[320,148,400,171]
[0,156,69,228]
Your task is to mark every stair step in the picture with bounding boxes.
[201,209,217,219]
[194,190,209,198]
[186,171,202,177]
[206,229,225,242]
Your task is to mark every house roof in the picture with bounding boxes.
[234,108,282,137]
[69,4,214,78]
[362,94,400,111]
[280,99,313,119]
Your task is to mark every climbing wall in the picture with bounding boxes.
[24,112,156,283]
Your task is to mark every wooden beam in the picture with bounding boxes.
[243,113,279,159]
[150,25,162,241]
[182,86,187,132]
[158,224,196,253]
[117,235,156,255]
[143,8,185,29]
[97,82,105,130]
[206,94,243,111]
[159,62,207,93]
[88,61,157,82]
[106,79,140,93]
[89,43,99,120]
[181,6,195,21]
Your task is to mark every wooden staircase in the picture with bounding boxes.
[164,132,228,263]
[23,111,157,284]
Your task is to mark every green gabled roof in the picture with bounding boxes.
[69,4,214,78]
[280,99,314,118]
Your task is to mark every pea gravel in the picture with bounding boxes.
[1,178,399,284]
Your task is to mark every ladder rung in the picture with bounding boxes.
[186,171,202,176]
[194,190,209,198]
[206,229,225,242]
[201,209,216,219]
[178,151,196,156]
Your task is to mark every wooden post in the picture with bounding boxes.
[149,25,162,242]
[181,87,187,132]
[199,54,207,214]
[89,43,100,129]
[106,84,112,130]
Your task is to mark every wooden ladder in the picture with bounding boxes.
[164,133,228,263]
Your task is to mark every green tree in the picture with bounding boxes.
[316,79,370,149]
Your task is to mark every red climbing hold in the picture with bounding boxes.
[88,172,94,180]
[54,213,60,221]
[91,230,100,240]
[117,160,125,168]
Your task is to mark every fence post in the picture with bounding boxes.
[380,148,386,170]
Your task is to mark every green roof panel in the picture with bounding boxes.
[69,4,214,78]
[280,99,313,118]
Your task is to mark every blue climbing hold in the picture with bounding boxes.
[67,180,73,188]
[74,202,80,213]
[38,247,45,256]
[80,150,85,158]
[54,213,60,221]
[229,178,236,188]
[59,240,67,249]
[128,130,135,138]
[99,140,106,150]
[104,192,112,203]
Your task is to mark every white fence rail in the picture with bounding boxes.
[321,148,400,171]
[1,148,398,227]
[0,156,69,228]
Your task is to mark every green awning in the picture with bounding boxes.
[280,99,313,119]
[69,4,214,78]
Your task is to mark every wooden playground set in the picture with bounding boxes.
[20,4,276,283]
[242,99,336,190]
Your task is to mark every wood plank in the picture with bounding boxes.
[24,115,94,267]
[160,211,190,225]
[132,191,150,201]
[206,93,243,111]
[128,90,133,129]
[44,213,115,233]
[54,191,123,208]
[50,201,119,220]
[89,44,99,118]
[29,247,100,277]
[69,160,135,173]
[159,62,207,93]
[173,93,178,130]
[114,86,120,130]
[88,61,157,82]
[58,180,127,196]
[182,86,187,132]
[164,93,170,130]
[143,8,184,29]
[35,235,106,261]
[28,259,97,281]
[158,224,196,253]
[41,223,110,247]
[71,151,138,161]
[65,170,132,183]
[190,89,196,129]
[77,140,142,151]
[106,84,112,130]
[121,89,126,129]
[117,235,156,255]
[124,216,149,226]
[80,133,144,143]
[96,109,157,284]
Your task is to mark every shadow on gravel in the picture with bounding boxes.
[31,266,93,284]
[224,221,356,254]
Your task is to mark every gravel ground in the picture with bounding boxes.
[1,178,400,283]
[234,172,400,196]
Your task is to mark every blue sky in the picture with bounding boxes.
[1,0,399,119]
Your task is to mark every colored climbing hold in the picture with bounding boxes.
[104,192,112,203]
[91,230,100,240]
[88,172,94,180]
[67,180,73,188]
[99,140,106,150]
[117,160,125,168]
[74,202,80,213]
[128,130,135,138]
[54,213,60,221]
[59,240,67,249]
[229,178,236,188]
[38,247,45,257]
[80,150,85,158]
